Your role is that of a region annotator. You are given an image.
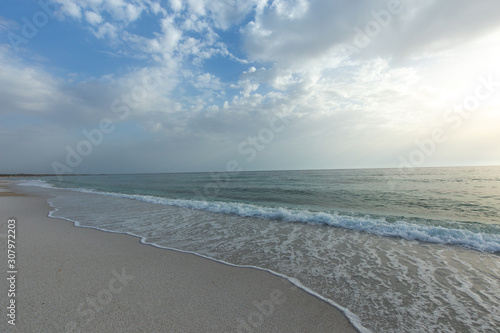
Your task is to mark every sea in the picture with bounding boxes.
[19,166,500,333]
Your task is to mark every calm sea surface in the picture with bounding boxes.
[20,166,500,332]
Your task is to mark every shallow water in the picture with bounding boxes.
[19,166,500,332]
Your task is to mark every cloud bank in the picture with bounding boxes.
[1,0,500,173]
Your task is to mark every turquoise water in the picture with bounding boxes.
[20,166,500,332]
[40,166,500,251]
[45,166,500,222]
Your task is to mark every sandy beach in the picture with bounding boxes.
[0,181,359,332]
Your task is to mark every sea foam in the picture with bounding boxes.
[19,179,500,253]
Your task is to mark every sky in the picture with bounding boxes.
[1,0,500,174]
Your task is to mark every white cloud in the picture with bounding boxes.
[187,0,206,16]
[56,0,83,19]
[243,0,500,69]
[126,3,142,21]
[271,0,310,19]
[57,0,149,30]
[0,16,17,32]
[50,0,247,71]
[84,11,103,25]
[182,14,210,32]
[392,0,500,58]
[0,47,63,115]
[95,22,119,39]
[193,73,221,90]
[148,1,166,15]
[203,0,258,29]
[242,0,367,66]
[159,16,183,51]
[169,0,183,12]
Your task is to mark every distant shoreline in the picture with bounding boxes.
[0,174,87,178]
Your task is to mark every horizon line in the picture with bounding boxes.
[2,164,499,177]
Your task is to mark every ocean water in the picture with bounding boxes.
[20,166,500,332]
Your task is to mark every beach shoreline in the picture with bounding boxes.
[0,181,360,332]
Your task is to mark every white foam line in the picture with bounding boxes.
[45,198,371,333]
[20,179,500,253]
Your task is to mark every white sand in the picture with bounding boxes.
[0,182,359,332]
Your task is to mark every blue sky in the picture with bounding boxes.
[1,0,500,174]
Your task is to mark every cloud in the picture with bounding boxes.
[201,0,258,30]
[55,0,83,20]
[158,16,183,52]
[84,11,103,25]
[242,0,373,66]
[393,0,500,58]
[94,21,118,39]
[0,47,63,115]
[1,0,500,173]
[193,73,222,90]
[169,0,183,12]
[56,0,146,23]
[0,15,17,32]
[242,0,500,67]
